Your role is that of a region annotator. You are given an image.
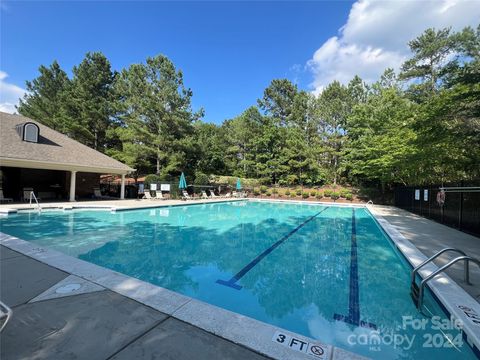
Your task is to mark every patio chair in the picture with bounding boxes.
[0,189,13,203]
[143,192,154,200]
[201,191,210,199]
[23,188,40,202]
[154,191,165,200]
[224,192,232,198]
[93,188,116,200]
[210,192,219,199]
[182,190,193,200]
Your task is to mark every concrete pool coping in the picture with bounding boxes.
[0,197,245,214]
[1,199,479,359]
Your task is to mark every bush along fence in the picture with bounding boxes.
[394,181,480,236]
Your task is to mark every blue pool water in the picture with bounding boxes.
[0,201,476,359]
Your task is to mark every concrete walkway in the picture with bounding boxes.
[370,205,480,302]
[0,246,269,360]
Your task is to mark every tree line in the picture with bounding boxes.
[17,25,480,191]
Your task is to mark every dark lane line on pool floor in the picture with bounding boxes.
[334,208,377,330]
[216,207,330,290]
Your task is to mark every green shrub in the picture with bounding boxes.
[272,188,278,194]
[339,189,349,198]
[194,171,209,186]
[258,177,271,186]
[290,192,296,198]
[324,189,333,197]
[345,193,353,201]
[253,189,260,196]
[260,185,267,194]
[331,192,340,200]
[277,192,283,197]
[266,190,272,197]
[302,192,309,199]
[316,192,323,199]
[310,190,317,197]
[144,174,161,189]
[295,188,302,196]
[285,189,291,196]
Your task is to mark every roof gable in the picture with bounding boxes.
[0,112,134,174]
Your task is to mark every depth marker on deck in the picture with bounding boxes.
[216,207,329,290]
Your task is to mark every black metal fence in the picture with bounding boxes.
[394,182,480,237]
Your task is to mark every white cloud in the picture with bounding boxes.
[308,0,480,93]
[0,71,26,114]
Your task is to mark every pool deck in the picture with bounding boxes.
[369,205,480,302]
[0,246,270,360]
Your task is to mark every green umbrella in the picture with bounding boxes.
[179,172,187,189]
[236,178,242,190]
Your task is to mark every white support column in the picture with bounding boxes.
[69,170,77,202]
[120,174,126,200]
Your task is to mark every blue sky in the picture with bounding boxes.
[1,1,479,123]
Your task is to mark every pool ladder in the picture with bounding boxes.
[29,191,41,212]
[410,248,480,310]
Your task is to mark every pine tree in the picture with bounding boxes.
[114,54,202,176]
[63,52,117,151]
[17,61,70,132]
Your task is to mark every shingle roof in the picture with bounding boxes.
[0,112,134,174]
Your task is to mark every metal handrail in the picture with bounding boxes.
[366,200,373,205]
[29,191,41,212]
[418,256,480,309]
[411,248,468,285]
[439,186,480,193]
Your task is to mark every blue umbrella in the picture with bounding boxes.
[236,178,242,190]
[179,172,187,189]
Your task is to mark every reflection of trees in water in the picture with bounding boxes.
[355,209,420,333]
[241,211,353,319]
[74,205,358,322]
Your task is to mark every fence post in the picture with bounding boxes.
[459,190,463,230]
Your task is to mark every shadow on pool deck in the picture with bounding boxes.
[370,205,480,302]
[0,247,270,360]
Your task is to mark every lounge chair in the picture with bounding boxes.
[0,189,13,203]
[201,191,210,199]
[143,192,154,200]
[182,190,193,200]
[224,192,232,198]
[154,191,165,200]
[210,192,219,199]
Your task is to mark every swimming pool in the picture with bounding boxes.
[0,201,477,359]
